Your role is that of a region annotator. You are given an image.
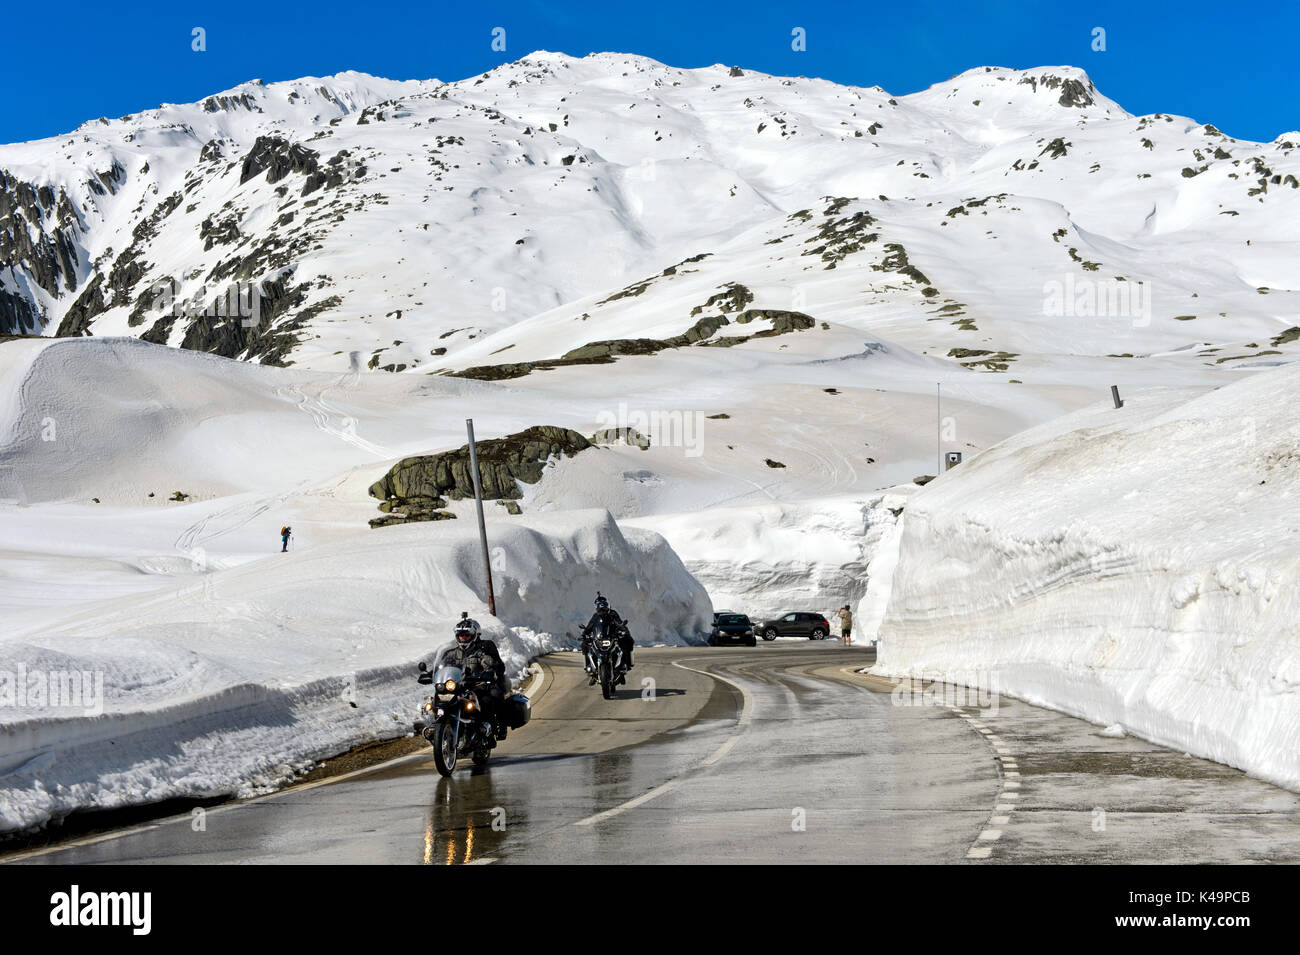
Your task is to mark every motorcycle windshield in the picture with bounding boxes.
[429,643,466,687]
[433,664,464,687]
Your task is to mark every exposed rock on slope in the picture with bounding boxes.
[0,169,85,334]
[368,425,592,525]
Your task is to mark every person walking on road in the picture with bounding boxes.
[837,605,853,645]
[281,525,292,553]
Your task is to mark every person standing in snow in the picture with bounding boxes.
[838,605,853,645]
[281,525,292,552]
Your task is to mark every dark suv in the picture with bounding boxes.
[756,612,830,641]
[709,612,757,647]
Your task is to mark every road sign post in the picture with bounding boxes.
[466,418,497,616]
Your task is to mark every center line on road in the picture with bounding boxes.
[572,658,755,828]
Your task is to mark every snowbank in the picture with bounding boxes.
[874,367,1300,790]
[852,487,916,642]
[0,337,417,504]
[625,494,901,622]
[0,509,710,833]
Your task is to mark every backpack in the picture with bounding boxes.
[281,526,290,537]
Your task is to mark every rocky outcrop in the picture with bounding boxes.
[451,311,782,381]
[690,282,753,316]
[368,426,592,518]
[0,289,40,336]
[239,136,320,185]
[1018,73,1096,108]
[203,91,260,114]
[56,274,108,337]
[873,242,931,286]
[368,495,455,528]
[802,202,879,267]
[733,309,816,335]
[176,276,339,366]
[591,427,650,449]
[56,190,183,336]
[0,169,86,333]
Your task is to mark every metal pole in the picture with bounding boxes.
[936,382,942,476]
[465,418,497,616]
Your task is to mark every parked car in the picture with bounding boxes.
[709,612,757,647]
[755,611,831,641]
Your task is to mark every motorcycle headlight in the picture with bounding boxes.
[443,680,457,693]
[464,700,475,712]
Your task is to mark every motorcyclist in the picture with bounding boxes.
[441,612,511,741]
[580,592,634,680]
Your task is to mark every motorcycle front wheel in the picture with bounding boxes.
[433,721,458,776]
[600,659,614,700]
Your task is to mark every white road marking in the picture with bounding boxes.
[575,778,686,828]
[573,658,755,828]
[950,697,1027,863]
[519,661,546,699]
[702,733,742,767]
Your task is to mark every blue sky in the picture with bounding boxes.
[3,0,1294,144]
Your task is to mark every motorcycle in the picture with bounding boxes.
[414,645,533,777]
[584,617,630,700]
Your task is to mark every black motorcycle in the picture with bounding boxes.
[415,645,531,776]
[584,617,629,700]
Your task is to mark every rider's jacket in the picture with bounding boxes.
[584,609,626,636]
[443,639,508,694]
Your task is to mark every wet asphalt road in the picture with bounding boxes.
[10,642,1300,864]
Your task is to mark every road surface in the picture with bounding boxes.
[9,643,1300,864]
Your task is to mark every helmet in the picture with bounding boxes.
[455,613,481,644]
[595,592,610,612]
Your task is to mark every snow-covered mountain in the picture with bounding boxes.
[3,52,1298,377]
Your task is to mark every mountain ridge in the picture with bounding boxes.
[1,51,1296,376]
